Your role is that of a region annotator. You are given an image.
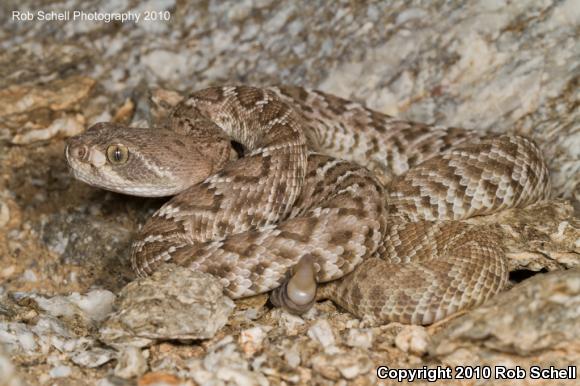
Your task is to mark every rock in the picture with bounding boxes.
[307,320,338,354]
[40,209,136,291]
[0,76,95,118]
[29,289,116,322]
[0,344,25,386]
[114,346,148,379]
[277,310,305,335]
[184,336,269,386]
[11,114,86,144]
[467,200,580,273]
[137,372,184,386]
[21,269,37,282]
[96,376,133,386]
[394,325,430,356]
[99,264,234,348]
[239,326,271,357]
[0,292,97,362]
[310,351,373,381]
[49,365,72,378]
[345,328,373,350]
[0,200,9,228]
[71,347,116,368]
[68,290,117,322]
[430,268,580,366]
[283,343,301,368]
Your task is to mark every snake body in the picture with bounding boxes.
[65,86,551,325]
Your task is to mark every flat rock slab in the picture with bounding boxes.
[468,200,580,272]
[99,264,234,348]
[430,268,580,366]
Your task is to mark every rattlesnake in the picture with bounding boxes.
[65,86,551,325]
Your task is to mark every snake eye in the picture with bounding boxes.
[106,144,129,164]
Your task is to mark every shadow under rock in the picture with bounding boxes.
[42,187,169,293]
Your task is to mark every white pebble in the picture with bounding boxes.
[114,346,148,379]
[243,308,259,320]
[339,363,361,379]
[395,325,430,356]
[278,311,305,335]
[34,296,76,319]
[17,331,36,352]
[49,365,71,378]
[307,320,338,353]
[71,348,116,368]
[22,270,37,282]
[0,200,9,227]
[284,344,301,368]
[32,290,115,322]
[239,326,270,356]
[68,290,116,322]
[346,328,373,350]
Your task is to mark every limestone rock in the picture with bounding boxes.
[0,76,95,118]
[430,268,580,366]
[99,264,234,348]
[70,347,116,368]
[310,351,373,381]
[184,336,269,386]
[468,200,580,273]
[30,289,116,323]
[0,291,103,362]
[114,346,148,379]
[395,325,430,356]
[0,344,25,386]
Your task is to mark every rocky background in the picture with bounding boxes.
[1,0,579,385]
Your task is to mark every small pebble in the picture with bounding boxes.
[49,365,72,378]
[278,311,305,335]
[239,326,270,357]
[243,308,259,320]
[22,269,37,282]
[138,372,182,386]
[283,344,301,368]
[68,290,116,322]
[346,328,373,350]
[71,347,116,368]
[0,200,10,227]
[307,320,338,353]
[115,346,148,379]
[395,325,430,356]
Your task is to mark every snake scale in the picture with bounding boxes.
[65,86,551,325]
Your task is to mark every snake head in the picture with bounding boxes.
[65,122,233,197]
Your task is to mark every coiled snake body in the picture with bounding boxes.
[65,86,550,325]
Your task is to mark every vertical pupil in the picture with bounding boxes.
[114,148,122,161]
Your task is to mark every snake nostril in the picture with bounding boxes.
[69,144,87,160]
